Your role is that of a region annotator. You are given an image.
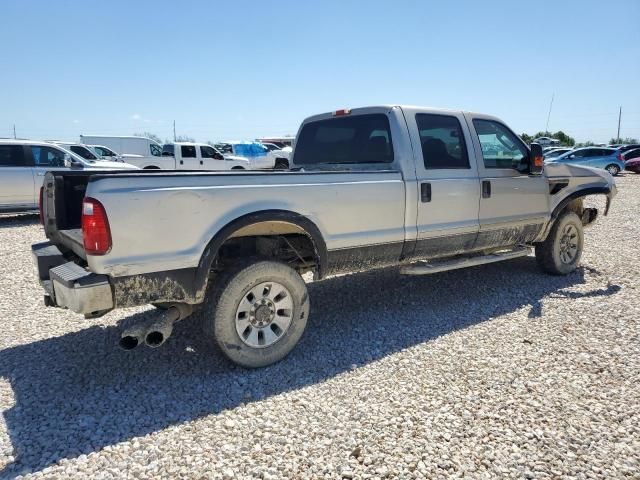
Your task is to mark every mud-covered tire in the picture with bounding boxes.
[535,211,584,275]
[199,260,309,368]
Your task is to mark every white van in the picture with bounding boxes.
[80,135,163,157]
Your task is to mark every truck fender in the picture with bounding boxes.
[192,210,328,298]
[539,186,612,241]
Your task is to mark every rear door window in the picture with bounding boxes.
[0,145,25,166]
[181,145,197,158]
[416,114,469,169]
[294,113,393,165]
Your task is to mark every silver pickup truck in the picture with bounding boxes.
[32,105,616,367]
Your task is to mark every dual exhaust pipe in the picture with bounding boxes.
[119,304,192,351]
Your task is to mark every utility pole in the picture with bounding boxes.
[616,106,622,143]
[13,124,16,139]
[545,93,554,135]
[173,120,176,141]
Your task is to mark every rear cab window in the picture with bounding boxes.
[294,113,393,166]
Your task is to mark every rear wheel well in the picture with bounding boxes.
[213,231,318,276]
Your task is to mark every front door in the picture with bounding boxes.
[0,145,35,209]
[403,109,481,260]
[467,116,549,249]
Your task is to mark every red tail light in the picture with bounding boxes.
[617,153,623,161]
[81,198,112,255]
[39,187,44,225]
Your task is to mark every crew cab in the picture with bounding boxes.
[161,142,250,170]
[32,106,615,367]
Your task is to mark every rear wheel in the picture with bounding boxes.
[605,164,620,175]
[200,260,309,368]
[535,211,584,275]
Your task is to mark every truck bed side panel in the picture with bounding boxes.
[84,171,406,277]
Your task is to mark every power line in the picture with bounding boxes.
[545,93,554,134]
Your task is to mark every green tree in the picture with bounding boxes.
[551,131,575,146]
[609,137,638,145]
[520,133,533,143]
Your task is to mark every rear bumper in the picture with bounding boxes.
[32,241,114,316]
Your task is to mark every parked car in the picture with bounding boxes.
[0,139,137,212]
[546,147,625,175]
[33,105,615,368]
[623,148,640,173]
[615,144,640,154]
[49,142,101,162]
[87,144,124,162]
[544,148,573,159]
[534,136,560,146]
[215,142,290,169]
[162,142,250,170]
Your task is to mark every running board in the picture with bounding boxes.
[400,247,531,276]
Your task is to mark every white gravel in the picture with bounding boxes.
[0,175,639,479]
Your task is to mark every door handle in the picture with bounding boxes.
[200,160,203,165]
[482,180,491,198]
[180,160,184,165]
[420,182,432,202]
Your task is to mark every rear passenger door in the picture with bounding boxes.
[403,110,481,259]
[178,144,200,170]
[468,116,549,249]
[0,145,35,209]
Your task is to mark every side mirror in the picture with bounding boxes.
[529,143,543,174]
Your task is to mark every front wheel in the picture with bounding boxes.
[200,260,309,368]
[605,164,620,175]
[535,211,584,275]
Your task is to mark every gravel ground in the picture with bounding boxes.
[0,175,639,479]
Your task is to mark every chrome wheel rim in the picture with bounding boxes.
[606,165,619,175]
[235,281,293,348]
[558,224,579,264]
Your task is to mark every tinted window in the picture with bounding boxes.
[597,149,614,157]
[294,114,393,165]
[162,144,175,156]
[0,145,25,166]
[473,119,528,169]
[150,144,162,156]
[70,145,97,160]
[200,145,222,159]
[416,114,469,169]
[31,146,66,167]
[624,149,640,160]
[181,145,196,158]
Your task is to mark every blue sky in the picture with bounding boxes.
[1,0,639,143]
